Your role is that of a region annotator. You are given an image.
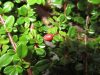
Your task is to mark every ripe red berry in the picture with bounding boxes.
[43,34,54,41]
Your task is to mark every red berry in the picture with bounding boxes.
[43,34,54,41]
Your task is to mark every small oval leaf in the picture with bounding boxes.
[88,0,100,4]
[5,15,15,31]
[0,53,13,68]
[17,44,28,58]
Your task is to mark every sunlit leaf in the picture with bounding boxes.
[17,43,28,58]
[0,53,14,68]
[88,0,100,4]
[3,1,14,13]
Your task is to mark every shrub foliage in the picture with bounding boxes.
[0,0,100,75]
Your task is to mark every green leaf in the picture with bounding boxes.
[22,61,30,68]
[24,17,30,23]
[0,53,13,68]
[13,54,20,62]
[27,0,45,5]
[88,0,100,4]
[42,0,45,5]
[5,15,15,27]
[77,1,87,11]
[18,5,28,16]
[35,48,46,56]
[15,0,21,3]
[19,35,28,44]
[73,16,85,24]
[27,0,37,5]
[34,59,49,72]
[91,10,100,20]
[67,26,77,38]
[0,7,3,14]
[4,66,15,74]
[48,27,58,34]
[37,0,42,4]
[4,65,23,75]
[7,50,15,55]
[58,14,66,23]
[31,29,37,38]
[0,27,6,34]
[53,34,63,42]
[13,35,18,42]
[1,45,9,55]
[5,15,15,32]
[36,34,43,44]
[17,44,28,58]
[59,31,67,37]
[65,4,74,16]
[10,70,18,75]
[16,65,23,73]
[3,1,14,13]
[52,0,63,8]
[16,17,25,25]
[28,9,34,17]
[0,38,9,44]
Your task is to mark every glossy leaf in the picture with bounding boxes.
[58,14,66,23]
[73,16,85,24]
[0,7,3,14]
[27,0,37,5]
[36,34,43,44]
[4,65,23,75]
[0,27,6,34]
[52,0,63,8]
[65,4,74,16]
[33,59,50,73]
[67,26,77,38]
[35,48,46,56]
[59,31,67,37]
[4,66,15,74]
[88,0,100,4]
[48,27,58,34]
[18,5,28,16]
[0,53,13,68]
[1,45,9,55]
[13,35,18,42]
[16,17,25,25]
[16,44,28,58]
[77,1,87,11]
[3,1,14,13]
[19,35,29,44]
[53,34,63,42]
[0,38,9,44]
[5,15,15,32]
[15,0,21,3]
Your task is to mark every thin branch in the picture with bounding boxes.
[0,15,16,51]
[30,23,34,32]
[83,15,90,75]
[27,67,33,75]
[7,32,17,51]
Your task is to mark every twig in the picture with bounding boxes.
[30,23,34,32]
[7,32,17,51]
[83,15,90,75]
[0,15,16,51]
[27,67,33,75]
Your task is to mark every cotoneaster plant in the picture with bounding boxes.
[0,0,100,75]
